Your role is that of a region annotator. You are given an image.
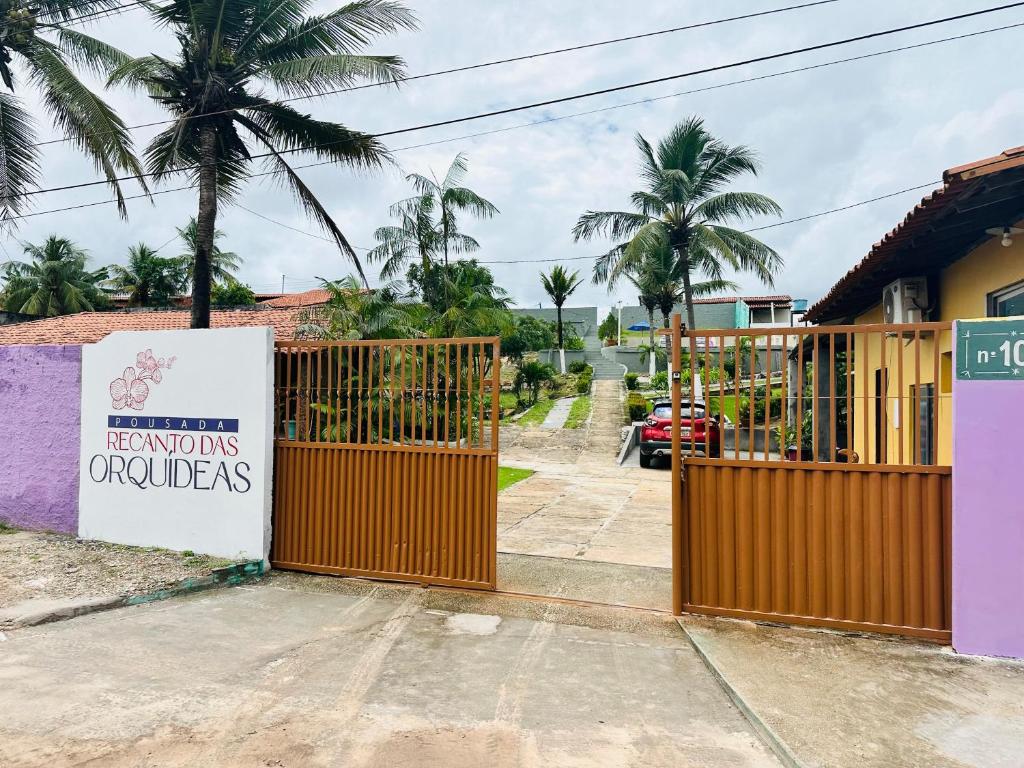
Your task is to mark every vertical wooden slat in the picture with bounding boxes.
[829,333,837,462]
[933,330,942,464]
[689,334,698,456]
[879,331,888,463]
[846,332,853,458]
[811,336,819,462]
[896,329,904,465]
[478,344,485,451]
[718,334,725,457]
[914,329,922,465]
[862,332,870,463]
[733,334,741,460]
[747,336,755,461]
[432,343,440,448]
[703,340,711,456]
[796,334,805,462]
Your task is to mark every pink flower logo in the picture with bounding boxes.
[109,349,177,411]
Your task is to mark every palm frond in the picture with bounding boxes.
[52,28,132,78]
[258,53,405,96]
[0,93,40,225]
[693,191,782,224]
[572,209,648,242]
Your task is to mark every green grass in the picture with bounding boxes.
[515,397,558,427]
[0,520,17,534]
[498,466,534,492]
[708,388,782,420]
[564,395,592,429]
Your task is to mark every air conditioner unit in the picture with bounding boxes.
[882,278,928,324]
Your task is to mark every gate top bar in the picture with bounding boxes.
[276,336,501,348]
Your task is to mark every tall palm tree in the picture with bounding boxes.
[540,265,583,349]
[406,152,497,267]
[107,243,188,307]
[109,0,417,328]
[423,262,511,339]
[573,116,783,330]
[1,235,107,316]
[176,217,241,287]
[369,152,498,279]
[0,0,145,223]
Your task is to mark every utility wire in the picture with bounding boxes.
[8,20,1020,226]
[33,0,840,147]
[19,2,1024,200]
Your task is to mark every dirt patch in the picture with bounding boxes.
[0,530,237,610]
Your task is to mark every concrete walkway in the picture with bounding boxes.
[499,379,672,574]
[0,579,780,767]
[539,396,577,428]
[681,615,1024,768]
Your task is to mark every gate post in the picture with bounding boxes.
[671,314,685,615]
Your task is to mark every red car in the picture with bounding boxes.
[639,399,721,468]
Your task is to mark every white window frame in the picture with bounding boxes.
[987,280,1024,317]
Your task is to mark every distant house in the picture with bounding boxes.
[805,145,1024,464]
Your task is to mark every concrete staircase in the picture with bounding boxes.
[583,329,625,380]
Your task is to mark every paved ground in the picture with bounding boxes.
[681,615,1024,768]
[0,531,236,629]
[539,396,578,428]
[499,380,673,574]
[0,578,780,768]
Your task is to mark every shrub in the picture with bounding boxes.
[624,372,639,390]
[211,282,256,306]
[564,334,585,351]
[626,393,648,422]
[650,370,669,391]
[567,360,588,374]
[576,372,593,394]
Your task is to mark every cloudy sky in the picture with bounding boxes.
[9,0,1024,313]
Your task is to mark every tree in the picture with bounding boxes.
[369,152,498,280]
[295,275,416,341]
[503,315,556,363]
[539,265,583,349]
[573,116,783,330]
[107,243,188,307]
[211,281,256,306]
[1,236,108,316]
[421,260,511,339]
[514,360,555,406]
[597,310,618,345]
[109,0,417,329]
[177,218,241,288]
[0,0,144,223]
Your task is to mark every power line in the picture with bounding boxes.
[38,0,149,29]
[19,2,1024,200]
[33,1,840,147]
[8,19,1020,227]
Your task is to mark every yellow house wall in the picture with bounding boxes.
[847,228,1024,466]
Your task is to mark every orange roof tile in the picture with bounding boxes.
[260,288,333,308]
[0,307,311,346]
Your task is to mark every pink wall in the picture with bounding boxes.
[952,344,1024,658]
[0,345,82,533]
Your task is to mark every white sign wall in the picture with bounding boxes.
[78,327,274,561]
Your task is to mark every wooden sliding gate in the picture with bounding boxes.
[271,337,500,590]
[670,317,953,641]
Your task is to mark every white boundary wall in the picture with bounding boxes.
[78,327,274,561]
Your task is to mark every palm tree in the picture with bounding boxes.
[107,243,188,307]
[369,152,498,280]
[423,262,511,339]
[1,235,107,316]
[0,0,144,223]
[540,265,582,347]
[573,116,783,330]
[368,195,440,281]
[406,152,497,267]
[176,217,241,287]
[109,0,417,329]
[295,275,417,340]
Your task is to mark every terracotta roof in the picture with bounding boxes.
[0,307,308,346]
[806,146,1024,323]
[688,295,791,306]
[740,295,792,307]
[260,288,332,308]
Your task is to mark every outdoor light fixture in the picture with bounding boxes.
[986,226,1023,247]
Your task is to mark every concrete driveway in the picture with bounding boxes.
[0,577,779,768]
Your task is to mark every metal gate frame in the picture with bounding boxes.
[271,337,500,590]
[670,315,954,641]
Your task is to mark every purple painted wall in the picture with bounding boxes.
[0,345,82,533]
[952,354,1024,659]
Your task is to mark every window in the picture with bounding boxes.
[988,281,1024,317]
[652,403,704,419]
